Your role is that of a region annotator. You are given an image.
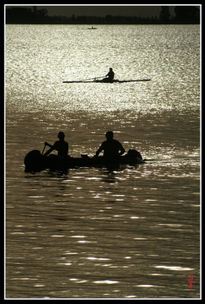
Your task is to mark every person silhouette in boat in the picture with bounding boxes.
[95,131,125,162]
[44,131,68,158]
[103,68,115,82]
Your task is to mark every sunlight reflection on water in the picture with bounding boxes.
[6,24,200,299]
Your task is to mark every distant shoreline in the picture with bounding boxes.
[6,22,200,25]
[6,7,200,25]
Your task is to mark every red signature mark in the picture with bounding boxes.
[187,275,194,290]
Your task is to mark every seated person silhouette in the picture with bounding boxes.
[103,68,115,82]
[95,131,125,162]
[44,131,68,158]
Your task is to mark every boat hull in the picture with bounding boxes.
[63,79,151,83]
[24,149,144,172]
[94,79,151,83]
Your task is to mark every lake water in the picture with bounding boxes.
[5,24,201,299]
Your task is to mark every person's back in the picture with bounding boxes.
[53,139,68,158]
[107,68,114,81]
[103,68,114,82]
[44,131,68,158]
[95,131,125,161]
[100,138,123,160]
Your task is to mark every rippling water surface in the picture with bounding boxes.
[6,24,200,299]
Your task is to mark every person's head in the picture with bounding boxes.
[109,68,113,71]
[106,131,113,140]
[58,131,65,140]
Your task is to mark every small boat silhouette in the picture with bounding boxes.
[88,26,97,29]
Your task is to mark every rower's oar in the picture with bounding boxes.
[62,76,106,83]
[82,76,105,81]
[41,143,46,155]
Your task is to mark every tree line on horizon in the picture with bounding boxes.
[6,6,200,24]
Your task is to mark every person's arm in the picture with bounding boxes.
[95,143,104,157]
[66,143,69,155]
[44,146,54,156]
[44,142,56,156]
[118,143,125,156]
[45,142,52,148]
